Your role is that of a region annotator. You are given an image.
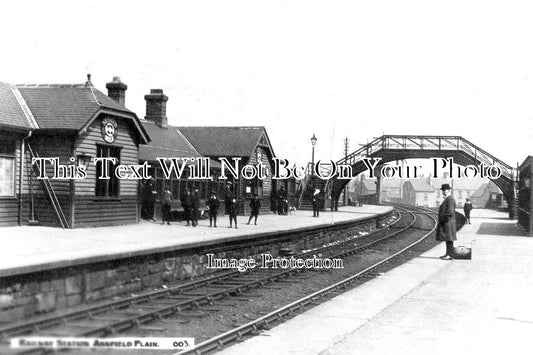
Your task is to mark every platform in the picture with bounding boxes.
[0,205,392,277]
[219,209,532,355]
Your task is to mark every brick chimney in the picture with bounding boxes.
[106,77,127,106]
[144,89,168,128]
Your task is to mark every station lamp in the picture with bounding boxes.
[310,133,317,175]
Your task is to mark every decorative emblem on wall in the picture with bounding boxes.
[101,117,118,143]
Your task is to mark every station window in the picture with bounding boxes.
[154,168,189,200]
[288,179,295,195]
[245,176,263,197]
[209,171,226,199]
[0,138,17,197]
[95,145,121,197]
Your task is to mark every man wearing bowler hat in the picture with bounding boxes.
[436,183,457,260]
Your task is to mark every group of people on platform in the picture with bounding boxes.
[143,180,327,229]
[274,185,289,215]
[150,181,263,229]
[162,186,202,227]
[148,178,472,261]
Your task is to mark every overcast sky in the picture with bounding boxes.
[1,0,532,167]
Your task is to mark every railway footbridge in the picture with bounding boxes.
[302,135,518,218]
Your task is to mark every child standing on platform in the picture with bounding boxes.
[207,193,220,227]
[463,198,473,224]
[247,195,261,225]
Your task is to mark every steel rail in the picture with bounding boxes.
[56,212,409,338]
[174,206,436,355]
[0,211,402,344]
[0,209,415,354]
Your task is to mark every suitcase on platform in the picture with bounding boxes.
[453,246,472,260]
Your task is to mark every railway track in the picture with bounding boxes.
[1,206,435,354]
[170,205,437,355]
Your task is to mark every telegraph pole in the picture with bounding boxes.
[343,137,349,205]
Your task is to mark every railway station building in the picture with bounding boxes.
[0,82,39,227]
[138,89,226,220]
[518,156,533,235]
[177,126,277,215]
[0,75,285,227]
[0,76,150,228]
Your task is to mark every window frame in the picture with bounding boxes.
[95,144,122,199]
[0,138,17,198]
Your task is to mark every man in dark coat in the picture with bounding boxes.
[436,183,457,260]
[277,186,287,215]
[247,195,261,225]
[463,198,473,224]
[312,188,321,217]
[206,192,220,227]
[270,192,277,213]
[181,189,193,226]
[224,182,233,215]
[191,188,200,227]
[161,184,172,225]
[228,196,238,229]
[141,178,157,221]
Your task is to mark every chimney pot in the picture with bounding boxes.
[85,73,92,86]
[144,89,169,128]
[106,76,128,106]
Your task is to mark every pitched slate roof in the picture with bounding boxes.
[471,182,488,198]
[139,121,202,161]
[0,82,38,130]
[15,83,135,130]
[382,179,402,188]
[359,178,401,194]
[177,126,271,157]
[429,178,485,191]
[361,180,377,193]
[405,179,435,192]
[471,181,501,197]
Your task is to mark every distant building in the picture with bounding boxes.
[348,177,403,204]
[429,176,486,208]
[348,177,376,204]
[380,179,402,202]
[470,181,507,209]
[402,180,436,207]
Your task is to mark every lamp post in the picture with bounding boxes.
[310,133,317,175]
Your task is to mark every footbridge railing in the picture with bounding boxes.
[321,135,518,217]
[338,135,513,180]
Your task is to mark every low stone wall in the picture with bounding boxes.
[0,211,393,323]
